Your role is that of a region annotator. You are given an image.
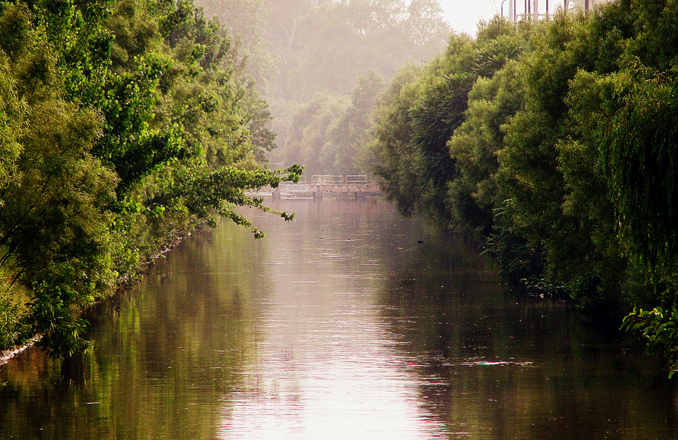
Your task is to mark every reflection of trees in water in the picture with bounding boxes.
[0,222,266,440]
[377,232,678,439]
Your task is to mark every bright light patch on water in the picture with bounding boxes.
[217,279,446,439]
[219,338,447,439]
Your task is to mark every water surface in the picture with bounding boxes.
[1,198,677,439]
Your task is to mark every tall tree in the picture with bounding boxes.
[368,63,424,215]
[369,18,528,224]
[197,0,278,88]
[323,69,385,175]
[276,90,349,175]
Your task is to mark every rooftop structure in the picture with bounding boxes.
[504,0,614,22]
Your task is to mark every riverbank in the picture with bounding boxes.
[0,220,207,366]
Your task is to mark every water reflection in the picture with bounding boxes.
[377,226,678,440]
[217,199,448,439]
[0,214,261,439]
[0,198,677,439]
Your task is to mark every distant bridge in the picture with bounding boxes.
[249,175,382,199]
[309,175,369,185]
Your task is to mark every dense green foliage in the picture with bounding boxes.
[371,18,532,222]
[0,0,301,357]
[368,0,678,375]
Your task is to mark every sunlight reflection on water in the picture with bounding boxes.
[216,199,448,439]
[219,325,448,440]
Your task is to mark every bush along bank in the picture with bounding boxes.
[367,1,678,376]
[0,0,300,359]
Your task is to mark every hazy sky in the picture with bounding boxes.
[438,0,501,36]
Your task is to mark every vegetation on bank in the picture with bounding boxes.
[0,0,301,358]
[367,0,678,376]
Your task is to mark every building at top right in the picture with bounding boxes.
[505,0,615,22]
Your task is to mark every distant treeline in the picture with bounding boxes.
[195,0,452,177]
[0,0,300,357]
[368,0,678,375]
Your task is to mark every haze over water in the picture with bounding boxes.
[1,198,677,439]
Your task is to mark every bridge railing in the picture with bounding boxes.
[308,175,370,185]
[345,175,368,184]
[311,175,344,184]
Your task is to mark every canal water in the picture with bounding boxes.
[1,198,677,439]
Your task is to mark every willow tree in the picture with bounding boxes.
[572,0,678,374]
